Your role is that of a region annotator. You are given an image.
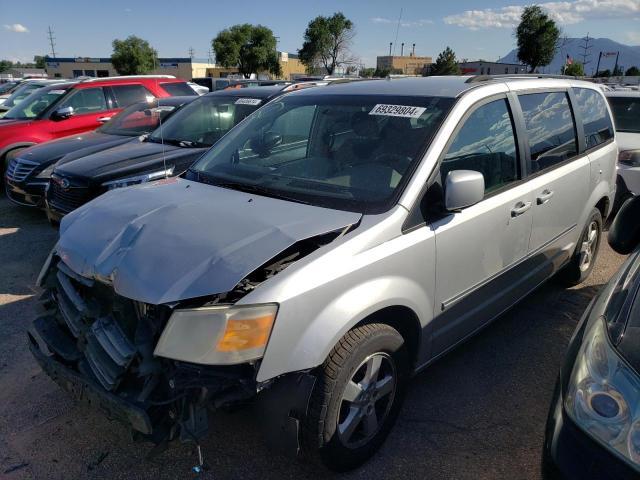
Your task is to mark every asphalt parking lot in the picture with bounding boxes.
[0,194,627,480]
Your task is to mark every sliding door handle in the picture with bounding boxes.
[537,189,554,205]
[511,201,532,217]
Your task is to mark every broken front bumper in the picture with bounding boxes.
[28,332,154,434]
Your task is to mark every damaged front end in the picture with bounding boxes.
[30,258,264,446]
[28,228,348,454]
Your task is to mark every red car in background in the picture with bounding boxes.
[0,76,196,171]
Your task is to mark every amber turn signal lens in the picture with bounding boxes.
[216,314,275,352]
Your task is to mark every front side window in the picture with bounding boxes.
[98,101,179,136]
[3,87,69,120]
[519,91,578,172]
[574,88,614,149]
[160,82,197,96]
[149,95,265,147]
[111,84,153,107]
[442,98,519,194]
[59,87,108,114]
[189,94,454,212]
[607,96,640,133]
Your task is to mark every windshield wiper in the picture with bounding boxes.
[212,180,311,205]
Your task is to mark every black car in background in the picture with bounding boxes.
[45,85,298,222]
[5,96,195,208]
[543,195,640,479]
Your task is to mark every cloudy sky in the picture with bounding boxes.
[1,0,639,66]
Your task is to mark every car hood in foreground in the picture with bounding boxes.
[19,131,134,167]
[56,177,361,304]
[55,140,206,183]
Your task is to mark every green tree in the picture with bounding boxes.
[613,65,624,76]
[564,62,584,76]
[0,60,13,73]
[34,55,47,69]
[213,24,281,78]
[595,69,611,78]
[516,5,560,73]
[428,47,461,75]
[299,12,355,75]
[625,66,640,76]
[111,35,158,75]
[360,67,375,78]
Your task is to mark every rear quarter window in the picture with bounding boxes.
[111,84,154,107]
[160,82,197,96]
[574,88,614,149]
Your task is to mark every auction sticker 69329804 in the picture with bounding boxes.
[369,104,427,118]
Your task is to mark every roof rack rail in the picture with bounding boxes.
[465,73,578,83]
[80,75,177,82]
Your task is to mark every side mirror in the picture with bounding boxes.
[51,106,74,120]
[608,195,640,254]
[250,131,283,157]
[444,170,485,211]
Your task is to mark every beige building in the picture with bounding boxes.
[376,54,433,75]
[46,52,305,81]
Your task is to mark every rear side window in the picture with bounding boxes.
[160,82,197,96]
[574,88,614,149]
[442,98,519,194]
[519,92,578,172]
[59,87,108,114]
[111,84,153,107]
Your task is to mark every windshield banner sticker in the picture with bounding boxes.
[369,104,426,118]
[235,98,262,105]
[49,90,67,95]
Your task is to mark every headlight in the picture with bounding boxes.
[154,303,278,365]
[566,317,640,470]
[36,164,55,179]
[619,150,640,167]
[101,167,174,190]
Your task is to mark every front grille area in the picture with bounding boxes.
[48,178,92,214]
[5,157,38,182]
[43,260,169,392]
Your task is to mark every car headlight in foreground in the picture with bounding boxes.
[101,166,174,190]
[154,303,278,365]
[566,316,640,470]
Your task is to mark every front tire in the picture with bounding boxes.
[558,208,602,286]
[301,323,409,471]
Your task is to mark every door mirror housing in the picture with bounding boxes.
[608,195,640,254]
[51,106,74,121]
[444,170,485,211]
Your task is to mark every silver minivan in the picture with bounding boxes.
[31,76,617,471]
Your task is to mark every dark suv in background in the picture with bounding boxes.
[45,85,297,222]
[5,96,195,207]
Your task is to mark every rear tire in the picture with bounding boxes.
[301,323,409,472]
[558,208,602,286]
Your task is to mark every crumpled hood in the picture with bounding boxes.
[19,131,133,167]
[55,140,205,183]
[57,177,361,304]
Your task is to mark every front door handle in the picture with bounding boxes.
[511,201,532,217]
[537,189,554,205]
[97,116,111,124]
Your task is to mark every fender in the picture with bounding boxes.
[0,142,37,161]
[256,275,432,382]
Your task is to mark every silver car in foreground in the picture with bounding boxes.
[31,75,617,471]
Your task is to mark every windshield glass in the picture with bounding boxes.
[148,95,263,147]
[0,82,18,94]
[98,101,180,136]
[608,96,640,133]
[189,94,454,212]
[2,83,44,109]
[3,87,69,120]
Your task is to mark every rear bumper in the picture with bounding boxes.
[28,331,154,434]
